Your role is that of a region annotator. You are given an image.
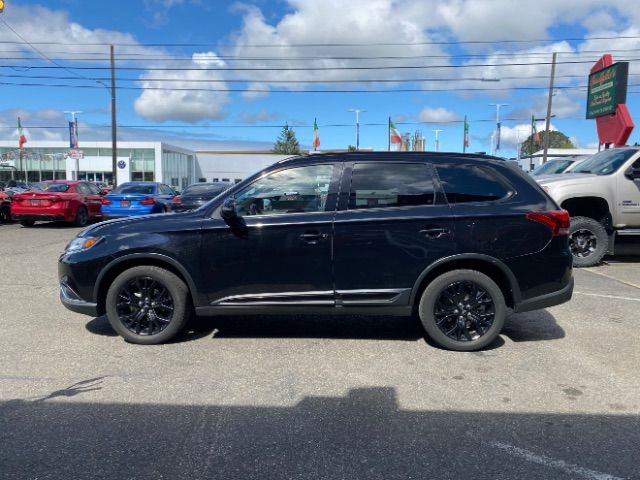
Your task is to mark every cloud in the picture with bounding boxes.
[418,107,459,123]
[134,52,231,122]
[496,122,557,149]
[238,110,282,124]
[143,0,204,28]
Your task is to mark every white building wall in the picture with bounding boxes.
[195,152,290,182]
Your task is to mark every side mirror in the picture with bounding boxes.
[220,197,239,223]
[624,167,640,180]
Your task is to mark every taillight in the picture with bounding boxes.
[526,210,570,236]
[101,197,111,205]
[171,195,182,204]
[141,197,156,205]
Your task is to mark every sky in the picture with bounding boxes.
[1,0,640,155]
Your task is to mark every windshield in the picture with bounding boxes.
[530,159,573,176]
[42,183,70,193]
[183,184,228,196]
[571,148,638,175]
[113,184,156,195]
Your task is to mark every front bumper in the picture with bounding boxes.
[59,281,98,317]
[513,276,574,313]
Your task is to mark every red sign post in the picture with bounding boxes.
[588,54,634,147]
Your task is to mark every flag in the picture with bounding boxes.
[312,118,320,150]
[389,118,402,146]
[463,115,470,151]
[531,115,541,145]
[495,122,501,151]
[17,117,27,150]
[69,121,79,149]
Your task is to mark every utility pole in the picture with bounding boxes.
[488,103,508,155]
[110,44,117,187]
[432,129,443,152]
[348,109,366,150]
[64,110,82,180]
[542,52,557,164]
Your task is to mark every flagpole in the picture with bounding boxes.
[463,115,467,153]
[388,117,391,152]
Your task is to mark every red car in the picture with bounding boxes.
[11,180,104,227]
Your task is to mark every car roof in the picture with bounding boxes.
[44,180,78,185]
[118,181,159,185]
[275,151,506,166]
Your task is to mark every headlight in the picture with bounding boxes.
[65,236,103,253]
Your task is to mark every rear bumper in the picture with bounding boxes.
[101,206,157,218]
[12,213,67,222]
[514,276,574,313]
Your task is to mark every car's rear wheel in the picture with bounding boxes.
[20,219,35,227]
[418,269,506,351]
[568,216,608,267]
[74,206,88,227]
[106,266,190,344]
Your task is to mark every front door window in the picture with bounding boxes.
[234,164,334,216]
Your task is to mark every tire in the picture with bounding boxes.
[568,216,608,268]
[418,269,506,351]
[105,266,190,345]
[20,219,35,227]
[74,206,88,227]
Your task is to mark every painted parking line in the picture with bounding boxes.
[574,291,640,302]
[490,441,625,480]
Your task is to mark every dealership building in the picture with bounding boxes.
[0,140,289,190]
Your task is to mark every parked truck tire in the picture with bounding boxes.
[568,216,608,267]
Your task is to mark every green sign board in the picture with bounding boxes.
[586,62,629,119]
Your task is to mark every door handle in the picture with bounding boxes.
[419,228,451,239]
[299,231,328,244]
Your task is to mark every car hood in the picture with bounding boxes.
[536,173,599,187]
[79,210,203,237]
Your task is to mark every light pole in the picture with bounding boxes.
[488,103,508,155]
[95,45,117,186]
[348,109,366,150]
[432,129,443,152]
[64,110,82,180]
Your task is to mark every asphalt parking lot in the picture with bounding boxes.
[1,221,639,480]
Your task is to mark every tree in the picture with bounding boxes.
[520,130,575,156]
[347,145,357,152]
[272,124,301,155]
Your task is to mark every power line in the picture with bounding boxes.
[1,34,639,47]
[2,48,640,62]
[2,57,640,72]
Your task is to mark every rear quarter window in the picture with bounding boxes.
[436,164,510,203]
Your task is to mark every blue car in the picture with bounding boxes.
[101,182,177,219]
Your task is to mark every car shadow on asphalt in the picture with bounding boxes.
[1,387,637,480]
[85,309,564,348]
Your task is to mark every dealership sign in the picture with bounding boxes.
[586,62,629,119]
[588,54,634,146]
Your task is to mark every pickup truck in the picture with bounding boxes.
[537,147,640,267]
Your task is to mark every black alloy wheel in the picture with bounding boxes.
[106,266,190,344]
[116,276,175,336]
[567,216,608,267]
[433,280,495,342]
[569,229,597,259]
[75,206,88,227]
[418,269,506,351]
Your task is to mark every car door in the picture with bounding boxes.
[616,154,640,227]
[199,162,341,306]
[332,161,455,307]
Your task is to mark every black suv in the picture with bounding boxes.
[59,152,573,351]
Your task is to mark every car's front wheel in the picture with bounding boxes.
[106,266,190,344]
[418,269,506,351]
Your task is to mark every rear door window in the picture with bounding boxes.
[348,162,435,209]
[436,165,510,203]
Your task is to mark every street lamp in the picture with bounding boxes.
[348,109,367,150]
[432,129,443,152]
